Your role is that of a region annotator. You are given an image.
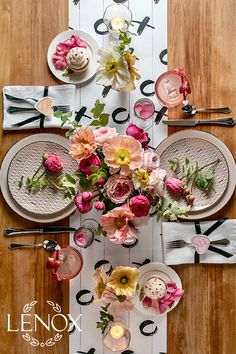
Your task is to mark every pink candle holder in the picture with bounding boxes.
[133,98,155,130]
[102,321,131,352]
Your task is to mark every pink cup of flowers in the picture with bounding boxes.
[133,98,155,131]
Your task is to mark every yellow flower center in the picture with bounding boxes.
[105,59,119,74]
[115,217,126,229]
[136,169,149,186]
[114,149,131,165]
[120,277,128,284]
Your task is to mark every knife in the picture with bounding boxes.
[4,226,76,236]
[162,117,235,127]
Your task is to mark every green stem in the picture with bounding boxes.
[31,161,44,179]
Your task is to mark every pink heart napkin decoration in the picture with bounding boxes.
[191,235,210,254]
[34,97,54,117]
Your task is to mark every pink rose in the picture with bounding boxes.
[94,201,105,211]
[142,150,160,172]
[126,124,149,144]
[166,178,183,195]
[129,195,150,217]
[44,154,63,174]
[105,175,134,204]
[93,127,117,148]
[81,192,92,201]
[75,195,92,214]
[78,154,101,176]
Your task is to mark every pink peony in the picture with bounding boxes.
[166,177,183,195]
[93,127,117,148]
[78,154,101,176]
[44,154,63,174]
[105,175,134,204]
[101,289,134,315]
[129,195,150,217]
[101,205,137,244]
[142,150,160,172]
[75,195,92,214]
[126,124,149,144]
[94,201,105,211]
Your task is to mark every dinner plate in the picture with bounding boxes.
[155,130,236,220]
[134,262,182,317]
[47,30,99,84]
[0,134,77,223]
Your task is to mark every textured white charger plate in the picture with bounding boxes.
[47,30,99,84]
[155,130,236,220]
[134,262,182,317]
[0,134,77,223]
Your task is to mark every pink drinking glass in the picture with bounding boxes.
[51,246,83,280]
[155,70,183,108]
[133,98,155,130]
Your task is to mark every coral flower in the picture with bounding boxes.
[103,136,143,176]
[108,266,140,297]
[100,205,136,244]
[70,127,96,161]
[93,268,108,303]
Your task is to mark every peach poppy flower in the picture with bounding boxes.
[101,205,137,244]
[70,127,96,161]
[93,268,108,303]
[102,135,143,176]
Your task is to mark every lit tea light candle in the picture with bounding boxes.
[110,17,127,32]
[109,324,125,339]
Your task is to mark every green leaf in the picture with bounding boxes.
[99,113,109,127]
[168,159,179,172]
[18,176,24,188]
[65,129,75,137]
[79,178,91,191]
[160,197,170,212]
[90,166,99,173]
[92,175,99,185]
[91,100,105,118]
[205,170,215,180]
[90,120,100,126]
[65,174,76,184]
[54,111,63,118]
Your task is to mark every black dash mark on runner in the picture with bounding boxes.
[76,290,94,305]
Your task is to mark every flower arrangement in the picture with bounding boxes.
[94,266,140,332]
[96,32,141,92]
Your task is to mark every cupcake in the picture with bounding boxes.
[67,47,90,73]
[143,276,167,300]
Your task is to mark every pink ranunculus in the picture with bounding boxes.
[105,175,134,204]
[126,123,149,144]
[129,195,150,217]
[75,195,92,214]
[93,127,117,148]
[166,177,183,195]
[81,192,93,201]
[78,154,101,176]
[44,154,63,174]
[142,150,160,172]
[94,201,105,211]
[96,177,106,186]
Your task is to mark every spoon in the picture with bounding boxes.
[182,104,231,116]
[8,240,59,250]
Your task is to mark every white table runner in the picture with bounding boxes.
[69,1,168,353]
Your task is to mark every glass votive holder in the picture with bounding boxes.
[155,70,183,108]
[51,246,83,280]
[133,98,155,130]
[103,3,132,38]
[102,321,131,352]
[73,218,99,248]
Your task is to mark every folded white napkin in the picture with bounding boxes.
[162,219,236,264]
[3,85,76,130]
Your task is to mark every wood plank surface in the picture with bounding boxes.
[168,1,236,354]
[0,1,235,354]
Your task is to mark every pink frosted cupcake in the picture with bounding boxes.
[67,47,90,73]
[144,276,167,300]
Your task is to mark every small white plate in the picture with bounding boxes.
[47,30,99,84]
[0,134,77,223]
[134,262,182,317]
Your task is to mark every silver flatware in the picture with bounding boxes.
[182,104,231,116]
[166,238,230,249]
[8,239,58,250]
[5,93,37,105]
[162,117,235,127]
[7,105,70,114]
[4,226,76,236]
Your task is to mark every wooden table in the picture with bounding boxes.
[0,1,235,353]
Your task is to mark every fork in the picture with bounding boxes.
[7,105,70,114]
[166,238,230,249]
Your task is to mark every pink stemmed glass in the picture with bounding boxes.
[51,246,83,280]
[133,98,155,130]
